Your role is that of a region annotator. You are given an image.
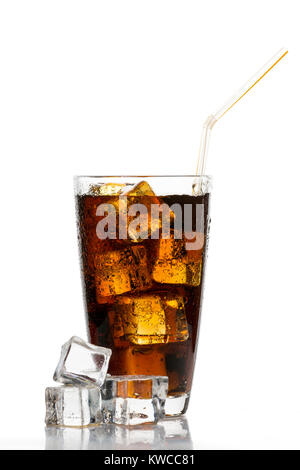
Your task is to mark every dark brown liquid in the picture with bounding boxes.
[76,192,210,397]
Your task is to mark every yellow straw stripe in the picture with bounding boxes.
[218,50,288,120]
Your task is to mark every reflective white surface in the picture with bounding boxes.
[0,0,298,452]
[45,417,193,450]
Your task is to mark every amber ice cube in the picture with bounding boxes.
[89,182,130,196]
[105,181,174,242]
[126,181,161,241]
[126,181,176,241]
[113,292,189,345]
[95,245,151,298]
[126,181,158,198]
[151,232,204,287]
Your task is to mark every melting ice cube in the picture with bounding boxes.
[53,336,111,387]
[45,385,102,427]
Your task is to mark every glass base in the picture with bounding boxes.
[165,393,190,417]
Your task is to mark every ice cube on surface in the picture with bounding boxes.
[101,375,168,425]
[53,336,111,387]
[45,385,102,427]
[152,233,203,286]
[114,292,189,345]
[95,245,151,298]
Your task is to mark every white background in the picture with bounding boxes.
[0,0,299,450]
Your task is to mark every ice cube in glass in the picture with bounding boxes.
[101,375,168,425]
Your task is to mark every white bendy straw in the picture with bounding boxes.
[194,48,288,191]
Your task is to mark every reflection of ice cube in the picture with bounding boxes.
[53,336,111,387]
[87,425,116,450]
[101,375,168,425]
[95,245,151,298]
[157,417,193,450]
[159,417,189,438]
[114,425,165,449]
[152,233,203,286]
[45,426,91,450]
[45,417,193,450]
[115,292,189,345]
[45,385,102,427]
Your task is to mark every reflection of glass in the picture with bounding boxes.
[75,176,211,416]
[158,418,193,450]
[45,417,193,450]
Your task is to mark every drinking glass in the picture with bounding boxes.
[74,175,211,416]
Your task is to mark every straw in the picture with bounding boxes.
[195,48,288,183]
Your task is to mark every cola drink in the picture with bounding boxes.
[75,177,210,415]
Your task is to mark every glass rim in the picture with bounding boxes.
[74,175,212,179]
